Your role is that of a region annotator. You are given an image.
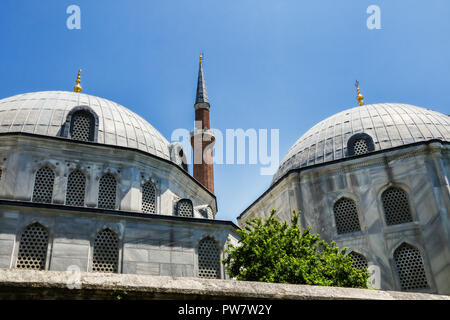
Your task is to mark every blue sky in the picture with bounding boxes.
[1,0,449,222]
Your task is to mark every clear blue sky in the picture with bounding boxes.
[1,0,449,222]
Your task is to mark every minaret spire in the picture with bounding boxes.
[196,53,209,105]
[191,54,215,194]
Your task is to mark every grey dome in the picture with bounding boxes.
[273,103,450,184]
[0,91,171,160]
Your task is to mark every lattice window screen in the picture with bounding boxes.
[333,198,361,234]
[66,170,86,207]
[382,187,413,225]
[16,223,49,270]
[349,252,368,270]
[92,229,119,273]
[394,243,429,291]
[32,167,55,203]
[71,111,94,142]
[177,199,193,217]
[142,182,156,214]
[198,238,220,279]
[353,139,369,155]
[98,174,117,209]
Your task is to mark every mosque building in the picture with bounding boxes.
[0,58,239,279]
[238,82,450,294]
[0,56,448,296]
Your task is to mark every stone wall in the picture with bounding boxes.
[0,201,239,278]
[0,269,448,300]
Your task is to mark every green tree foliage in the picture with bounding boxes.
[223,210,369,288]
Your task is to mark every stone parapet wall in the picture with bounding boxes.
[0,269,448,300]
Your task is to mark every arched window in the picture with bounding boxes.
[70,110,95,142]
[349,252,368,270]
[16,223,49,270]
[32,166,55,204]
[98,174,117,210]
[92,229,120,273]
[66,170,86,207]
[198,237,221,279]
[353,139,369,155]
[142,181,156,214]
[177,199,193,217]
[394,243,429,291]
[333,198,361,235]
[382,187,413,225]
[347,133,375,156]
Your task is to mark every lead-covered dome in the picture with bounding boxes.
[273,103,450,184]
[0,91,171,160]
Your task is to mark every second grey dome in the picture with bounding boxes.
[273,103,450,184]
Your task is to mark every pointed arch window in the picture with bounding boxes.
[32,166,55,204]
[98,174,117,210]
[198,237,221,279]
[142,181,156,214]
[382,187,413,225]
[394,243,429,291]
[177,199,194,217]
[92,229,120,273]
[349,252,368,270]
[16,223,49,270]
[66,170,86,207]
[70,110,95,142]
[333,197,361,235]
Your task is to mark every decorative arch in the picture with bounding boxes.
[177,199,194,217]
[98,173,117,210]
[347,133,375,156]
[333,197,361,235]
[16,223,49,270]
[92,228,120,273]
[65,169,87,207]
[32,166,56,204]
[381,186,413,225]
[197,236,221,279]
[62,106,99,142]
[392,242,430,291]
[141,180,157,214]
[348,251,369,270]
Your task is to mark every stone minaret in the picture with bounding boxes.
[190,54,215,193]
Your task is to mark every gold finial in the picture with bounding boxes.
[199,53,203,64]
[73,69,82,93]
[355,80,364,106]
